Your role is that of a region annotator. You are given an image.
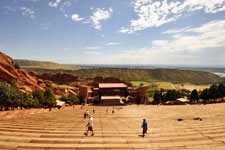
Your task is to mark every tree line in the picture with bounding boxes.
[0,82,82,111]
[153,83,225,104]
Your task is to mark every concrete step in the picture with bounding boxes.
[0,104,224,150]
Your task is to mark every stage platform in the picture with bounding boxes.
[101,96,124,105]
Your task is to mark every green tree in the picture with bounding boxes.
[0,82,23,110]
[218,83,225,98]
[0,83,10,110]
[32,89,44,107]
[0,82,40,110]
[32,97,40,108]
[200,88,210,104]
[68,94,79,105]
[164,90,180,101]
[79,96,86,104]
[44,87,56,111]
[190,89,199,103]
[21,93,39,109]
[209,84,219,102]
[153,91,162,104]
[179,89,191,98]
[59,95,69,103]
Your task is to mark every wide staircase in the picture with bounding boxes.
[0,104,224,150]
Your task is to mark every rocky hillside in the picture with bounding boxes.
[0,52,51,93]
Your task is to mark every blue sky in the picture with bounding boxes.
[0,0,225,65]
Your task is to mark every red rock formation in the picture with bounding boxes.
[93,77,104,83]
[53,88,64,95]
[0,52,50,93]
[0,52,18,83]
[29,71,38,78]
[39,72,80,83]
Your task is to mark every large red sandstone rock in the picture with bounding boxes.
[29,71,38,78]
[39,72,80,83]
[0,53,18,82]
[0,52,48,93]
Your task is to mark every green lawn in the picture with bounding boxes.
[131,81,150,88]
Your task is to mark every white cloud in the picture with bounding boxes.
[152,40,169,46]
[149,20,225,54]
[3,6,16,11]
[71,14,84,22]
[120,0,225,34]
[121,50,136,55]
[64,14,69,18]
[90,7,113,30]
[60,1,71,13]
[3,6,35,19]
[63,1,71,7]
[18,7,35,19]
[162,27,190,34]
[86,46,102,50]
[40,23,50,30]
[94,20,225,64]
[49,2,57,8]
[84,51,103,55]
[107,42,119,46]
[48,0,61,8]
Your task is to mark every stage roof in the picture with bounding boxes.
[99,83,128,89]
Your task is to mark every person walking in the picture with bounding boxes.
[84,110,89,118]
[84,115,94,136]
[106,108,108,114]
[141,118,148,137]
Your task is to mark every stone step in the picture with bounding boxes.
[0,135,223,145]
[0,104,224,150]
[1,140,223,150]
[4,143,149,150]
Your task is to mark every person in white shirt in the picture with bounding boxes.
[84,115,94,136]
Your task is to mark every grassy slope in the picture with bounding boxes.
[20,67,223,84]
[14,59,80,70]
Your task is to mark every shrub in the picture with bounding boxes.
[13,63,20,69]
[79,96,86,104]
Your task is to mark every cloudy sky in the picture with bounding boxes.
[0,0,225,65]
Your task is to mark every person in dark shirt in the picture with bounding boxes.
[141,119,148,137]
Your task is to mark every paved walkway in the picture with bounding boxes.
[0,104,224,150]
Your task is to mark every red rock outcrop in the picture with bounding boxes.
[29,71,38,78]
[0,53,18,83]
[0,52,50,93]
[39,72,80,83]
